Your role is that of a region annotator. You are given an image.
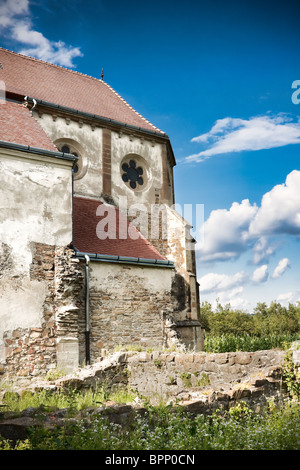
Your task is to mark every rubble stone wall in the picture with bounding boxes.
[0,244,85,379]
[125,349,286,401]
[88,262,177,359]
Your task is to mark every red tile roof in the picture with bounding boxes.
[0,100,58,151]
[73,197,166,261]
[0,47,163,134]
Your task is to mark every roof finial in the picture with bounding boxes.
[101,68,104,80]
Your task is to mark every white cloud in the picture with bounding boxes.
[196,170,300,264]
[199,271,248,293]
[0,0,28,28]
[252,265,268,283]
[215,288,251,311]
[272,258,290,279]
[0,0,82,67]
[186,114,300,162]
[249,170,300,236]
[276,292,294,305]
[199,271,250,311]
[252,236,277,265]
[196,199,257,262]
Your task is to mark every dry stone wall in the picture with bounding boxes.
[18,348,290,411]
[126,349,286,402]
[1,347,298,443]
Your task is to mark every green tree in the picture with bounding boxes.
[253,301,299,336]
[201,300,254,336]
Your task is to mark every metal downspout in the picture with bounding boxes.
[84,254,90,364]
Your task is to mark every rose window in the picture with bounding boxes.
[122,160,144,189]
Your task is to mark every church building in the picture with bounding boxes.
[0,48,204,379]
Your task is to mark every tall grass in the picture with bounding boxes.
[204,333,300,353]
[1,386,137,414]
[1,400,300,450]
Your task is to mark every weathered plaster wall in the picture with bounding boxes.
[35,112,103,199]
[0,147,74,374]
[88,261,177,358]
[111,131,168,207]
[36,113,174,209]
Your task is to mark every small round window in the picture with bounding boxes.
[61,145,79,173]
[56,141,88,180]
[122,159,144,189]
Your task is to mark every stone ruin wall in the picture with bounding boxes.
[0,244,186,382]
[33,347,299,414]
[125,349,287,402]
[0,243,85,380]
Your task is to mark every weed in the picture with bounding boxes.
[2,399,299,450]
[180,372,192,387]
[46,368,67,381]
[197,372,210,387]
[282,350,300,400]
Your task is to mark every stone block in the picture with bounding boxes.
[136,352,152,362]
[235,352,252,365]
[193,353,206,364]
[175,353,194,364]
[203,360,218,373]
[159,353,175,362]
[293,350,300,366]
[215,353,229,365]
[56,337,79,374]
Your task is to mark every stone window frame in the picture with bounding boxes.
[120,154,151,192]
[55,139,88,180]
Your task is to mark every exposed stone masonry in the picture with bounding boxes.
[1,244,85,380]
[89,266,176,358]
[2,243,56,378]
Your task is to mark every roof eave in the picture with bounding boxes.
[24,96,177,167]
[75,250,175,268]
[0,140,78,163]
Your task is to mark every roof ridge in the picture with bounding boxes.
[0,47,101,83]
[0,47,164,134]
[101,81,163,134]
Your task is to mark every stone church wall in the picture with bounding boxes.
[0,147,75,378]
[87,261,177,358]
[111,131,167,207]
[34,112,104,200]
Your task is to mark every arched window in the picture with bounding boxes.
[56,141,87,180]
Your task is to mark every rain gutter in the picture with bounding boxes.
[24,96,176,167]
[0,140,79,164]
[24,96,168,138]
[75,251,175,268]
[84,255,90,365]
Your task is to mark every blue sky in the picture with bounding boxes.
[1,0,300,312]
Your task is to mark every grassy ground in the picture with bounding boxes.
[0,386,299,450]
